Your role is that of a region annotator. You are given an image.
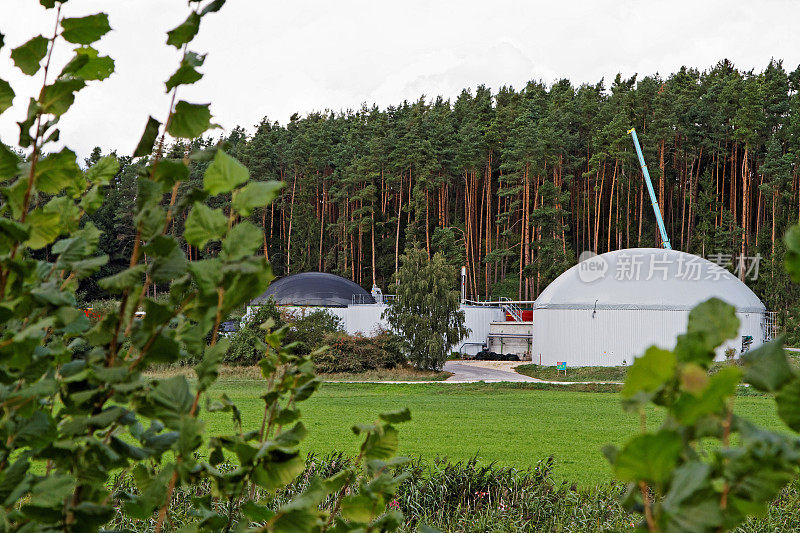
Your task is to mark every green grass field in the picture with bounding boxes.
[515,364,627,382]
[203,380,786,487]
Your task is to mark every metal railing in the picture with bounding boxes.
[499,297,523,322]
[351,294,396,305]
[762,311,778,343]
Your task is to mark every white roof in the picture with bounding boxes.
[534,248,765,313]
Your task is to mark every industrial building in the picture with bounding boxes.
[532,248,772,366]
[245,130,775,367]
[246,271,513,357]
[246,254,774,366]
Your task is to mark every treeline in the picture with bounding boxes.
[77,59,800,330]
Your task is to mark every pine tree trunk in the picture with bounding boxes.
[286,172,298,274]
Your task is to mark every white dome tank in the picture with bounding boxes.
[532,248,768,366]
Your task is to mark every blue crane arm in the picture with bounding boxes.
[628,128,672,250]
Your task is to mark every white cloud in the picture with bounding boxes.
[1,0,799,158]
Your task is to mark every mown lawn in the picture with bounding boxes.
[202,380,786,487]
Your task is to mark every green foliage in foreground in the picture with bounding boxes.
[606,295,800,532]
[0,2,416,531]
[384,248,468,371]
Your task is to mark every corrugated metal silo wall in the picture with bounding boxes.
[532,309,765,366]
[461,306,507,355]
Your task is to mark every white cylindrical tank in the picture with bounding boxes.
[532,248,768,367]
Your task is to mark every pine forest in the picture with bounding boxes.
[67,59,800,334]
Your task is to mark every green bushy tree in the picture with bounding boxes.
[0,2,416,531]
[384,248,468,370]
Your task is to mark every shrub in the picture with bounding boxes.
[283,307,344,353]
[312,331,406,374]
[225,300,284,365]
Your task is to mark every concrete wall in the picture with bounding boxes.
[487,321,533,358]
[531,308,765,367]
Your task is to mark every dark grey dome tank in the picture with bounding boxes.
[250,272,374,307]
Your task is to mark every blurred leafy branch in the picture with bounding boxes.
[605,227,800,531]
[0,1,415,531]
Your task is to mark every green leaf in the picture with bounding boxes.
[0,455,31,506]
[133,116,161,157]
[98,264,146,292]
[0,79,13,115]
[86,155,119,185]
[195,338,229,391]
[81,185,103,215]
[363,425,399,460]
[0,143,19,179]
[742,338,791,392]
[673,366,741,424]
[340,493,374,523]
[166,12,201,48]
[43,196,79,236]
[662,461,711,508]
[151,159,189,189]
[11,35,48,75]
[252,454,305,490]
[621,346,676,399]
[240,500,275,522]
[61,46,114,81]
[1,177,27,218]
[203,149,249,195]
[165,52,204,92]
[379,408,411,423]
[686,298,740,352]
[35,148,82,194]
[142,376,194,428]
[785,225,800,282]
[189,258,223,296]
[613,430,682,485]
[275,422,307,449]
[271,509,321,533]
[185,203,227,248]
[0,217,30,242]
[775,378,800,431]
[144,235,188,283]
[27,474,75,508]
[61,14,111,45]
[221,221,262,261]
[232,180,283,216]
[201,0,227,15]
[25,209,60,249]
[167,101,211,139]
[40,79,86,116]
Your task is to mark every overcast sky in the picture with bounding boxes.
[1,0,799,159]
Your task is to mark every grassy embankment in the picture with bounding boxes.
[146,364,451,382]
[196,380,784,486]
[515,364,627,382]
